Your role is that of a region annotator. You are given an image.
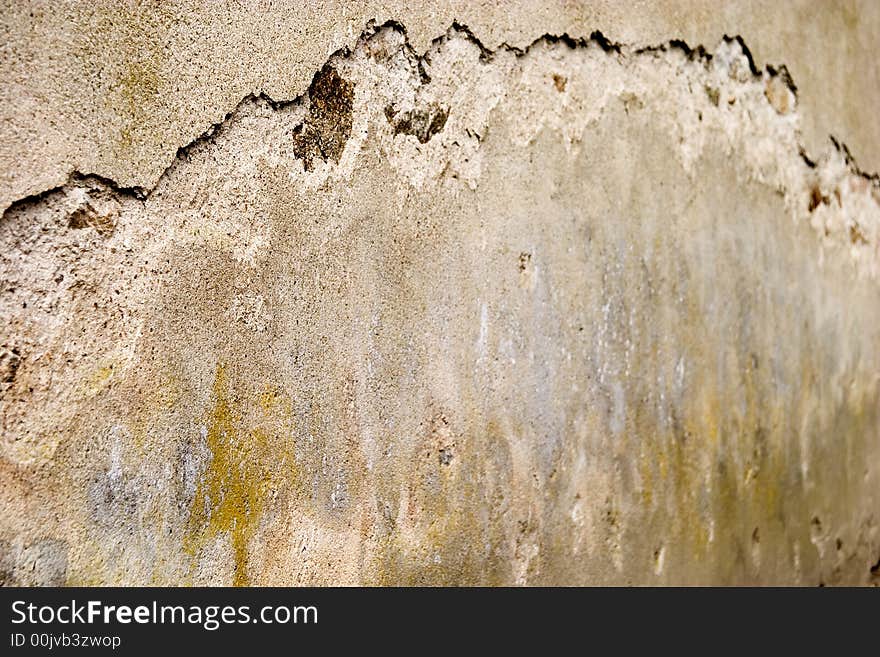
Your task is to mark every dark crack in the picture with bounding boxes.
[831,135,880,188]
[1,20,877,221]
[766,64,798,94]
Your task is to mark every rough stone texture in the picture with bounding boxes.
[1,7,879,585]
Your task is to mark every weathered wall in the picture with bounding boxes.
[1,3,879,585]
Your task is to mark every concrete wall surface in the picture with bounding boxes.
[1,1,879,585]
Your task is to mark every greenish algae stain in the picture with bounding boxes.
[185,364,274,586]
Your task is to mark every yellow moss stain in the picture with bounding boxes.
[638,445,654,508]
[185,364,277,586]
[258,387,278,411]
[633,346,796,581]
[368,417,515,586]
[91,364,115,387]
[80,347,139,399]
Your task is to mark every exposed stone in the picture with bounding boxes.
[292,65,355,170]
[385,103,450,143]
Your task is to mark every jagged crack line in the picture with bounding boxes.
[2,19,878,220]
